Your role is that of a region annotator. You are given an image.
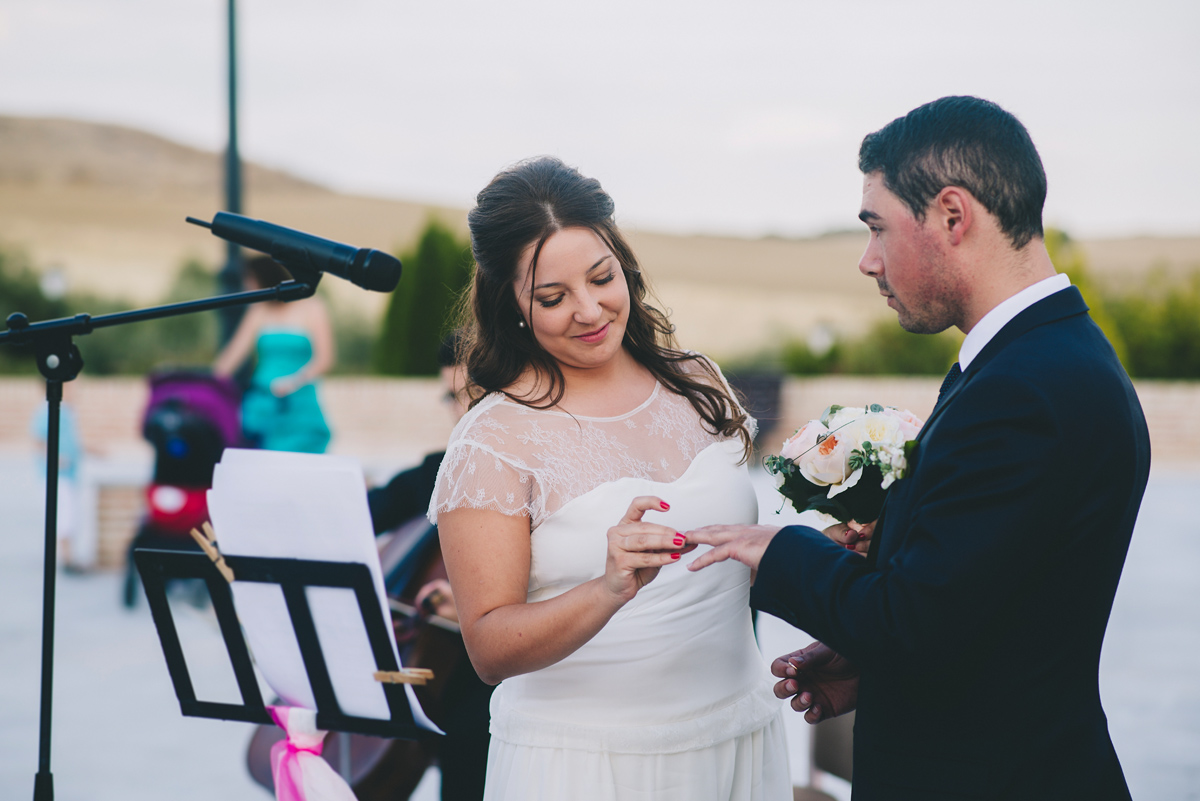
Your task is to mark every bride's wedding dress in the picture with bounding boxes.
[431,378,791,801]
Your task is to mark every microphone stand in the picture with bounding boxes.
[0,268,320,801]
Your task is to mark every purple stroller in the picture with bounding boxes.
[122,369,242,607]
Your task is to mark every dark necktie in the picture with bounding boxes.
[937,362,962,404]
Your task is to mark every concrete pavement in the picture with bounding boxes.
[1,456,1197,800]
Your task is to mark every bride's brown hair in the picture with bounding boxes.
[457,156,752,461]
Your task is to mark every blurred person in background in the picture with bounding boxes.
[368,334,468,535]
[367,332,494,801]
[213,255,333,453]
[30,380,98,571]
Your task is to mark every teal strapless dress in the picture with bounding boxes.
[241,329,332,453]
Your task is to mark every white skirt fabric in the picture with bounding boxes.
[468,439,792,800]
[483,712,791,801]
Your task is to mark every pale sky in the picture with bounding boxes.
[1,0,1197,239]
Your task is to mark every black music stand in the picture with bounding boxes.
[1,263,323,801]
[0,209,408,796]
[133,548,435,740]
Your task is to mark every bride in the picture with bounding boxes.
[430,157,790,800]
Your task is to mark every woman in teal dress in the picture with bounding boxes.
[214,256,334,453]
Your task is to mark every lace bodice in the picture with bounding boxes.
[430,377,750,530]
[427,363,780,761]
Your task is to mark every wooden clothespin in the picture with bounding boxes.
[189,521,235,583]
[373,668,435,686]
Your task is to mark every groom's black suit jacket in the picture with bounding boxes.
[752,287,1150,800]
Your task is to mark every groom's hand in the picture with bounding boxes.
[822,519,876,556]
[684,524,781,573]
[771,641,859,723]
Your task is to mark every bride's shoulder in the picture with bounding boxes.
[672,349,728,386]
[448,391,548,447]
[447,391,505,438]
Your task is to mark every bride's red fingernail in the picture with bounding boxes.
[660,501,670,510]
[671,552,680,560]
[673,536,684,546]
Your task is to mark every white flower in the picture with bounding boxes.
[798,432,853,486]
[824,405,866,431]
[842,412,901,448]
[780,420,826,460]
[827,466,864,498]
[770,400,921,519]
[882,407,925,441]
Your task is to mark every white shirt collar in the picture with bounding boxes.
[959,273,1072,369]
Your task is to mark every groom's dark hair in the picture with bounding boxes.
[859,96,1046,249]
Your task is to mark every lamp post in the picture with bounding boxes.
[217,0,244,342]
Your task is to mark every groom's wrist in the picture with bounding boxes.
[749,526,805,611]
[749,525,847,623]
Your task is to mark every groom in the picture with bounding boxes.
[687,96,1150,800]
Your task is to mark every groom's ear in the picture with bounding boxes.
[931,186,974,246]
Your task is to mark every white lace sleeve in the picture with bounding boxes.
[428,436,538,526]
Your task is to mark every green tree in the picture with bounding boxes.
[0,245,71,374]
[78,260,220,374]
[375,219,473,376]
[1107,269,1200,378]
[780,339,842,376]
[1044,228,1129,367]
[327,300,375,375]
[839,321,961,375]
[777,321,959,377]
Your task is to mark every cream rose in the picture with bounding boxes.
[823,405,864,431]
[780,420,826,461]
[842,412,901,449]
[797,430,853,486]
[882,407,924,441]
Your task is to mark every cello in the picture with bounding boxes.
[245,515,471,800]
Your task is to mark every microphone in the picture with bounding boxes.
[186,212,402,292]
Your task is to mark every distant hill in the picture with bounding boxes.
[0,115,463,323]
[1,115,1197,359]
[0,115,326,194]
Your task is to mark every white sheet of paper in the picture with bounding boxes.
[206,448,439,733]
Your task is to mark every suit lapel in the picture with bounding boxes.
[873,287,1089,564]
[913,286,1089,446]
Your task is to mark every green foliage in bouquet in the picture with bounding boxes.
[764,403,921,523]
[764,452,889,524]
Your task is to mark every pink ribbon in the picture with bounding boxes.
[267,705,356,801]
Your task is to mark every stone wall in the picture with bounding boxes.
[3,375,1195,570]
[5,374,1197,468]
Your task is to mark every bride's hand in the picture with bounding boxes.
[604,496,693,604]
[821,519,876,556]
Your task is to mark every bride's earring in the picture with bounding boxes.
[518,320,526,328]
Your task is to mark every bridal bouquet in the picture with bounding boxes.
[764,404,924,524]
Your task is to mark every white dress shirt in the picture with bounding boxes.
[958,273,1072,369]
